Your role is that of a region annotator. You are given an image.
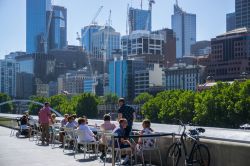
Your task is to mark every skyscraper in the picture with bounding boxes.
[235,0,250,29]
[226,12,236,31]
[26,0,51,54]
[0,59,20,97]
[92,26,120,60]
[171,4,196,58]
[129,7,151,33]
[49,5,67,50]
[81,25,101,54]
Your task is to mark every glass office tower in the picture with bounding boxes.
[226,12,236,31]
[129,7,152,33]
[26,0,51,54]
[235,0,250,28]
[49,5,67,50]
[81,25,101,54]
[171,4,196,58]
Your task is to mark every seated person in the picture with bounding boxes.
[49,113,57,126]
[113,118,132,165]
[99,114,116,159]
[65,116,77,129]
[20,114,29,130]
[100,114,116,131]
[60,114,69,128]
[137,119,154,147]
[77,118,95,142]
[72,114,78,127]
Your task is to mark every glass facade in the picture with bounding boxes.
[26,0,51,54]
[235,0,250,29]
[226,12,236,32]
[109,58,147,100]
[0,60,20,97]
[81,25,101,54]
[92,26,120,60]
[49,5,67,49]
[172,4,196,58]
[129,7,152,33]
[84,79,95,93]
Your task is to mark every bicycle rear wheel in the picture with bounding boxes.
[190,144,210,166]
[166,143,181,166]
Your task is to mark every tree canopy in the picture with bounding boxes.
[141,80,250,128]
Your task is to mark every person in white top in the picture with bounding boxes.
[77,118,95,142]
[65,116,77,129]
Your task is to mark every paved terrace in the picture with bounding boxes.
[0,126,109,166]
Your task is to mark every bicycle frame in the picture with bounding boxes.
[177,121,201,165]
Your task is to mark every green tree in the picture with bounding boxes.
[73,93,98,118]
[0,93,12,113]
[28,96,48,115]
[49,94,68,114]
[133,92,153,105]
[103,93,119,105]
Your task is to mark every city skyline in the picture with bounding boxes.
[0,0,234,58]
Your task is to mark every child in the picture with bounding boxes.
[137,119,155,153]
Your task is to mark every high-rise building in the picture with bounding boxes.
[49,5,67,50]
[235,0,250,29]
[81,25,101,54]
[0,59,20,97]
[152,28,177,67]
[92,26,120,60]
[226,12,236,31]
[164,63,205,91]
[207,27,250,81]
[129,7,152,33]
[171,3,196,58]
[134,63,164,96]
[26,0,52,54]
[121,30,164,58]
[109,57,147,101]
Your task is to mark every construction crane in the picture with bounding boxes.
[76,6,103,49]
[148,0,155,11]
[76,6,103,78]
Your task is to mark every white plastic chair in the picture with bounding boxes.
[9,119,17,137]
[63,127,75,153]
[103,132,133,166]
[50,124,61,148]
[73,129,99,159]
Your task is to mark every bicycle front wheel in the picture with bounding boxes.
[166,142,181,166]
[190,144,210,166]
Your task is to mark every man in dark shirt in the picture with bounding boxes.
[118,98,136,137]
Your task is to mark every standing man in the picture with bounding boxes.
[117,98,136,137]
[38,102,51,145]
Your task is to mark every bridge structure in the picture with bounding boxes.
[0,99,62,117]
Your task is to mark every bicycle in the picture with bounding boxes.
[166,119,210,166]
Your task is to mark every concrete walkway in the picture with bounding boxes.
[0,126,109,166]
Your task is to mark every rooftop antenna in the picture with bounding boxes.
[141,0,143,9]
[176,0,178,6]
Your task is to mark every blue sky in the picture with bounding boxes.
[0,0,234,59]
